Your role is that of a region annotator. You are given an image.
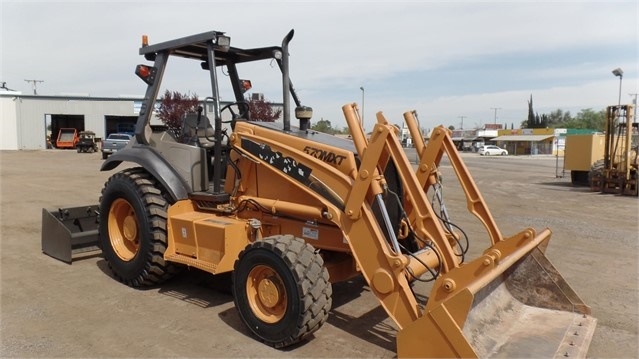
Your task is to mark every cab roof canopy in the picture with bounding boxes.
[139,30,282,65]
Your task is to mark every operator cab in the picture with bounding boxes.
[104,29,314,205]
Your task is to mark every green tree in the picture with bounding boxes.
[158,90,200,137]
[525,107,604,131]
[537,113,549,128]
[526,94,536,128]
[565,108,605,131]
[547,108,572,127]
[312,118,338,134]
[524,95,551,128]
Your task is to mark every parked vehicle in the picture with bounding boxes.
[76,131,99,153]
[101,133,132,159]
[478,145,508,156]
[55,128,79,149]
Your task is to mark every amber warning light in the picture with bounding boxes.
[142,35,149,47]
[240,79,252,93]
[135,64,156,85]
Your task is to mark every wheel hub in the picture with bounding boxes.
[123,215,138,241]
[108,198,140,261]
[257,277,280,308]
[247,265,287,323]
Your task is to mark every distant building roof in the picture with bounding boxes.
[493,135,555,142]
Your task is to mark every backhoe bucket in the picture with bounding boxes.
[397,230,596,358]
[41,205,101,263]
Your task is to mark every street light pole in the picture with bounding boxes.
[612,68,623,108]
[359,86,365,131]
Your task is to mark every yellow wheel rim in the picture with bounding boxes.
[108,198,140,261]
[247,265,287,323]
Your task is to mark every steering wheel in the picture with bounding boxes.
[220,101,250,122]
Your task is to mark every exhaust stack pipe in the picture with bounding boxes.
[281,30,294,132]
[278,29,313,132]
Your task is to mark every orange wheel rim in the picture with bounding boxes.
[108,198,139,261]
[246,265,287,323]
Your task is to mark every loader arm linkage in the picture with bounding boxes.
[401,111,503,245]
[335,104,595,358]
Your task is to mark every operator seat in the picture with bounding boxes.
[182,113,215,149]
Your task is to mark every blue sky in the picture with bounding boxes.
[1,1,637,132]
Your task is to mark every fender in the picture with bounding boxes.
[101,146,191,202]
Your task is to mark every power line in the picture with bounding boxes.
[24,79,44,95]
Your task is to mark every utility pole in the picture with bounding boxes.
[490,107,502,124]
[24,79,44,95]
[630,93,638,124]
[458,115,467,130]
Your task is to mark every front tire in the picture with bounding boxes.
[232,235,332,348]
[99,168,179,287]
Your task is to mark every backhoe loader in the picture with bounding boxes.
[41,29,596,357]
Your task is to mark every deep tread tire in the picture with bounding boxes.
[588,159,605,185]
[232,235,332,348]
[99,167,179,287]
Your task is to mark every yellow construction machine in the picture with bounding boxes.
[590,105,638,195]
[563,104,637,195]
[42,29,596,357]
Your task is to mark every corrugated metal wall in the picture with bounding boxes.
[0,97,19,150]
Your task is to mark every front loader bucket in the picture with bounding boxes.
[41,205,101,263]
[381,113,597,358]
[397,231,596,358]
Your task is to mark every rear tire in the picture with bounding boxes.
[102,152,108,160]
[232,235,332,348]
[99,167,179,287]
[588,160,605,188]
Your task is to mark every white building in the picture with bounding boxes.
[1,92,147,150]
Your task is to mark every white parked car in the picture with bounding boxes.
[478,145,508,156]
